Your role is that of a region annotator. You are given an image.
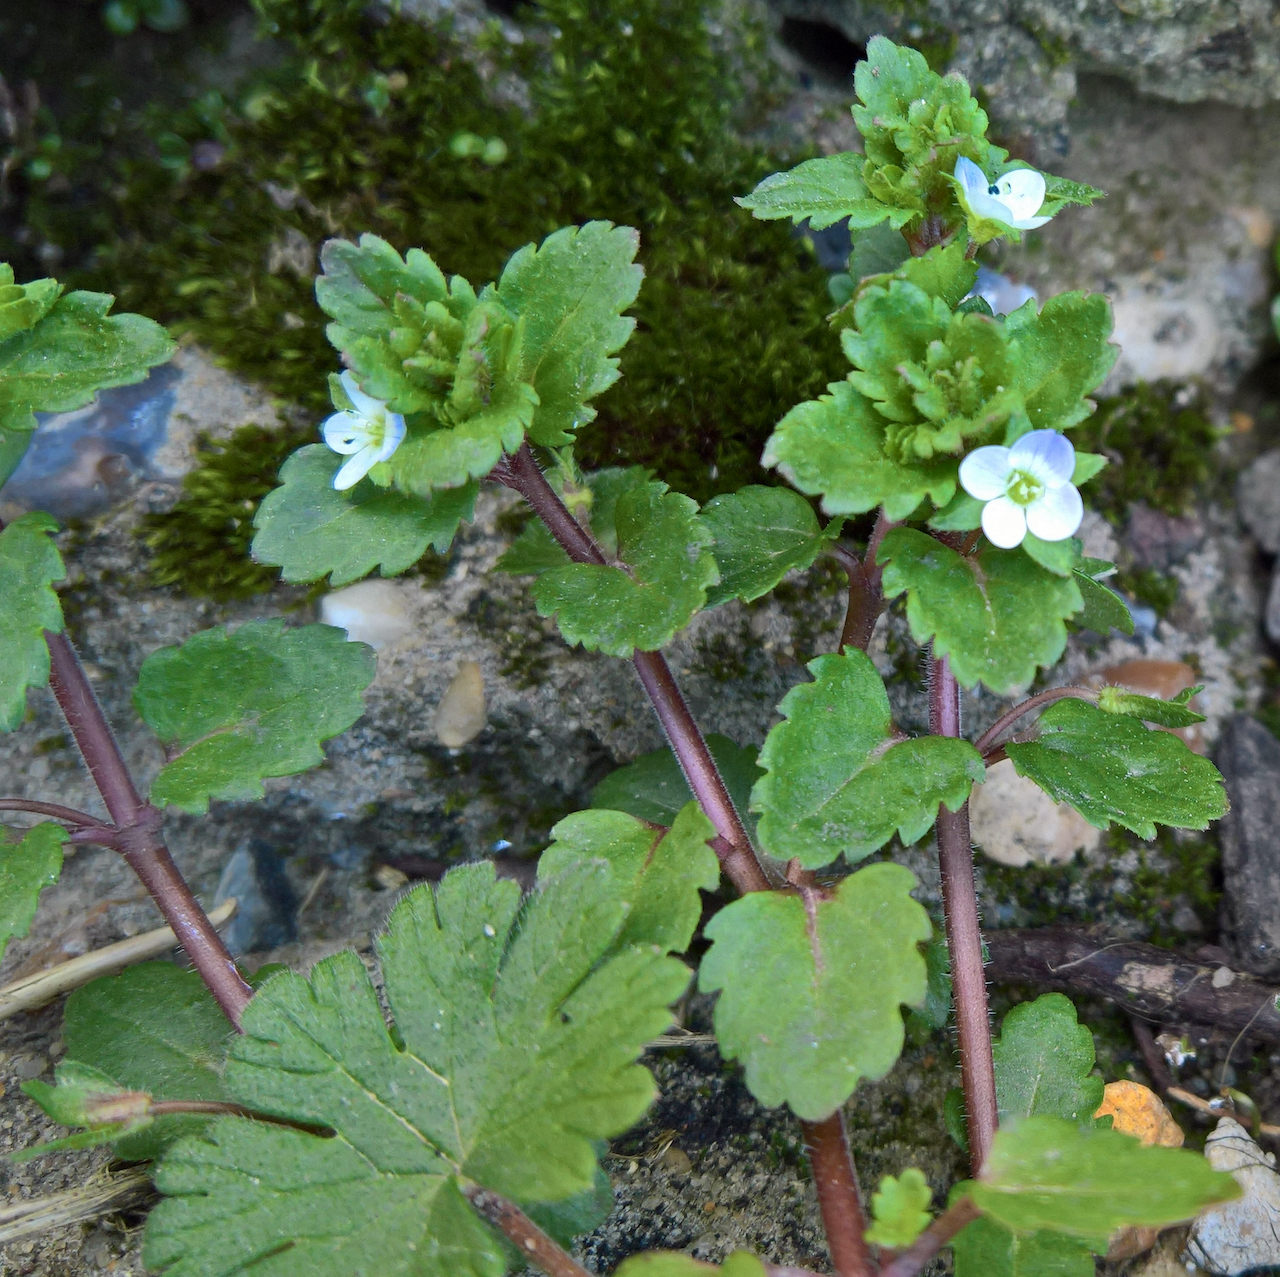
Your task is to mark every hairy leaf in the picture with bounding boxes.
[1006,699,1226,838]
[1097,684,1204,728]
[0,512,65,731]
[866,1168,933,1247]
[497,221,642,447]
[539,802,720,954]
[1072,569,1132,635]
[951,1213,1095,1277]
[700,863,929,1120]
[970,1115,1238,1247]
[752,649,984,867]
[0,287,174,432]
[736,153,895,231]
[59,962,238,1161]
[878,529,1083,694]
[0,823,64,961]
[252,445,476,586]
[764,381,957,521]
[135,619,377,814]
[532,481,718,656]
[145,861,691,1276]
[1005,293,1117,432]
[590,733,761,832]
[0,265,61,341]
[993,994,1103,1127]
[700,485,837,607]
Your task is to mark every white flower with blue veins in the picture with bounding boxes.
[959,430,1083,550]
[954,157,1052,231]
[322,372,407,491]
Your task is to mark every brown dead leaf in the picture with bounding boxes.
[1096,1079,1184,1147]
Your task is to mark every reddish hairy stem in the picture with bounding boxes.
[44,630,253,1027]
[832,511,895,653]
[929,654,998,1172]
[802,1111,877,1277]
[493,444,770,895]
[0,798,112,829]
[878,1196,981,1277]
[972,686,1097,759]
[461,1186,595,1277]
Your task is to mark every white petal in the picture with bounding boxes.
[967,187,1019,226]
[333,444,380,491]
[340,370,386,418]
[992,168,1047,223]
[1025,483,1083,542]
[375,411,407,462]
[1009,430,1074,486]
[959,446,1013,500]
[981,496,1027,549]
[323,411,370,455]
[1012,214,1053,230]
[953,156,988,200]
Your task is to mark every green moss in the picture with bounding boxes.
[142,420,311,599]
[1117,828,1220,947]
[1113,566,1179,617]
[1071,381,1219,524]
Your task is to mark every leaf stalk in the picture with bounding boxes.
[928,652,998,1173]
[802,1110,877,1277]
[460,1184,595,1277]
[877,1196,981,1277]
[972,686,1097,760]
[43,629,253,1027]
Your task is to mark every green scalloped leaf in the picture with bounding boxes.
[877,528,1083,694]
[532,481,717,656]
[970,1116,1238,1248]
[497,221,643,447]
[736,152,899,231]
[616,1253,766,1277]
[951,1213,1095,1277]
[135,619,377,814]
[1097,684,1204,728]
[699,862,930,1120]
[1071,569,1132,635]
[700,484,837,607]
[252,445,476,587]
[1005,292,1117,433]
[1005,699,1226,839]
[866,1168,933,1248]
[144,861,691,1276]
[752,649,984,868]
[0,286,174,429]
[0,512,65,731]
[0,266,61,341]
[538,802,720,955]
[0,822,64,962]
[993,994,1103,1127]
[763,380,957,520]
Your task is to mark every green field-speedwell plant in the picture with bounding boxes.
[0,37,1238,1277]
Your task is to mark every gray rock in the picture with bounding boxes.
[1124,503,1206,573]
[214,841,299,956]
[766,1,1280,143]
[1237,449,1280,554]
[1218,715,1280,977]
[1187,1117,1280,1275]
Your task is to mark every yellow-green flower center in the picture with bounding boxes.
[1006,469,1044,507]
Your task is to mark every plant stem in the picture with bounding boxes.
[878,1196,981,1277]
[928,653,998,1173]
[461,1185,595,1277]
[831,514,894,654]
[972,686,1097,759]
[44,630,253,1028]
[492,444,771,895]
[0,798,113,830]
[802,1111,877,1277]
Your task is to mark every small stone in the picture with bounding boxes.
[1264,569,1280,645]
[1188,1118,1280,1275]
[1212,965,1237,988]
[1123,502,1204,572]
[320,580,413,649]
[10,1055,47,1081]
[373,864,409,892]
[970,758,1100,867]
[1094,1080,1183,1148]
[1218,715,1280,977]
[434,661,487,749]
[214,840,298,956]
[1237,450,1280,554]
[660,1145,692,1175]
